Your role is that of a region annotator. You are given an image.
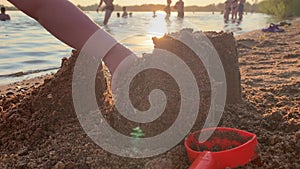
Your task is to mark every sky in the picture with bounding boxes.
[2,0,258,7]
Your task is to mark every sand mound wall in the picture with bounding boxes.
[0,30,242,168]
[1,31,242,142]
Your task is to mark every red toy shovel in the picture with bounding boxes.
[184,127,259,169]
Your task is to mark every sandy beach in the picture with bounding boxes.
[0,17,299,169]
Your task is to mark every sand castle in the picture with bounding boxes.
[0,30,242,168]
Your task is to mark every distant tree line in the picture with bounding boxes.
[77,4,166,12]
[2,2,259,13]
[258,0,300,19]
[77,3,258,12]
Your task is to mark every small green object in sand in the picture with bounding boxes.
[130,126,145,138]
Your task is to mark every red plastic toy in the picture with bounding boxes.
[184,127,259,169]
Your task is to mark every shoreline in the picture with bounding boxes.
[1,11,278,86]
[0,17,280,93]
[0,74,53,96]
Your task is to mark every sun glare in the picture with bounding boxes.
[147,13,168,38]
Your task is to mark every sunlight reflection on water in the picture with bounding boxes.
[0,11,276,84]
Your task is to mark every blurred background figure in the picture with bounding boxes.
[224,0,232,22]
[152,11,157,18]
[238,0,246,20]
[117,12,120,18]
[97,0,115,25]
[0,7,11,21]
[122,7,128,18]
[231,0,238,20]
[174,0,184,18]
[164,0,172,17]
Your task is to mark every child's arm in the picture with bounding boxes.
[8,0,133,76]
[8,0,98,49]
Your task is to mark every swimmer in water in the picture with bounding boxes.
[122,7,128,18]
[0,7,11,21]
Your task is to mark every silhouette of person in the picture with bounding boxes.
[224,0,232,22]
[122,7,128,18]
[97,0,114,25]
[153,11,157,18]
[0,7,11,21]
[238,0,246,20]
[231,0,238,20]
[164,0,172,16]
[174,0,184,18]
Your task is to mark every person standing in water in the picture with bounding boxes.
[224,0,232,22]
[164,0,172,17]
[152,11,157,18]
[231,0,238,20]
[97,0,114,25]
[0,7,11,21]
[174,0,184,18]
[122,7,128,18]
[238,0,246,20]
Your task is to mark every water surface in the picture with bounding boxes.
[0,11,276,85]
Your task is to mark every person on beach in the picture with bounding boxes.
[174,0,184,18]
[7,0,134,81]
[224,0,232,22]
[97,0,114,25]
[164,0,172,17]
[238,0,246,20]
[0,7,11,21]
[122,7,128,18]
[231,0,238,20]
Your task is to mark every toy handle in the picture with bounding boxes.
[189,152,215,169]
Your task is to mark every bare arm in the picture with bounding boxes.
[8,0,133,76]
[8,0,98,49]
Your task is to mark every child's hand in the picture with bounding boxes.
[102,43,137,94]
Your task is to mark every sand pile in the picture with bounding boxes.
[0,30,241,168]
[110,30,241,137]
